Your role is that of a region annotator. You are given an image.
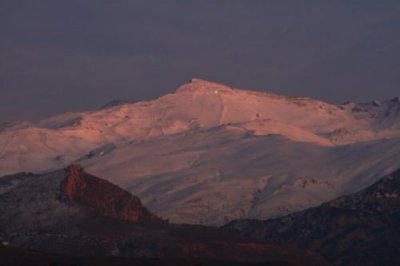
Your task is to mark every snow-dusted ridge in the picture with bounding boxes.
[0,79,399,225]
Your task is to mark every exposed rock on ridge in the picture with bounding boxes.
[61,164,162,224]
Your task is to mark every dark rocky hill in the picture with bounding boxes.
[224,169,400,265]
[0,165,326,265]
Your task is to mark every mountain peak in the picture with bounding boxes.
[189,78,212,83]
[189,78,225,86]
[176,78,233,93]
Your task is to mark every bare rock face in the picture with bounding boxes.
[61,164,162,224]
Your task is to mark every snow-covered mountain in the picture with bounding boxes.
[1,79,399,225]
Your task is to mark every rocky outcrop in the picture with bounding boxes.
[61,164,162,224]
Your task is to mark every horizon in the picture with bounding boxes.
[1,1,400,124]
[1,77,399,125]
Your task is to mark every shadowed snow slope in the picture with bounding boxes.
[0,79,399,225]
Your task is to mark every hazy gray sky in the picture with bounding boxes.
[1,0,399,123]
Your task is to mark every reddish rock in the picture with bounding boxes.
[61,164,162,224]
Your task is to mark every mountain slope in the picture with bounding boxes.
[0,165,163,253]
[224,168,400,265]
[0,79,399,225]
[0,166,326,265]
[82,127,400,225]
[1,79,399,176]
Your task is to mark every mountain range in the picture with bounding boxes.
[1,79,400,265]
[1,79,399,225]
